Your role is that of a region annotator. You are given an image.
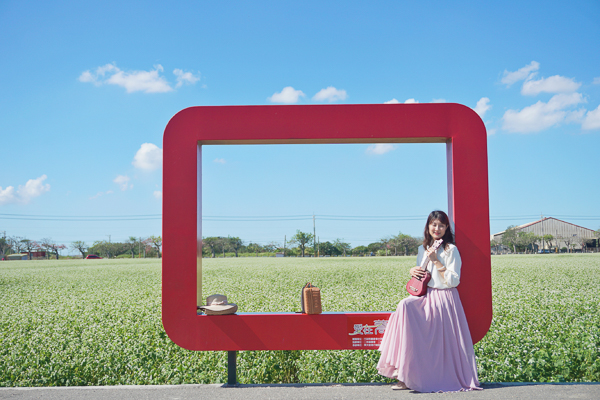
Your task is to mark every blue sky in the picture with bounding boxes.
[1,1,599,251]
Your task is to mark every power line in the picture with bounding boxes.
[1,213,599,222]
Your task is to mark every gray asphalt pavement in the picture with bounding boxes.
[2,382,600,400]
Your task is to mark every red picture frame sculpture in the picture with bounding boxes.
[163,104,492,351]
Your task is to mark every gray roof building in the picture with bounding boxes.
[491,217,597,251]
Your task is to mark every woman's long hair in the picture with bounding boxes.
[423,210,455,250]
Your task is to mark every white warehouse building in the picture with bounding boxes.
[491,217,597,252]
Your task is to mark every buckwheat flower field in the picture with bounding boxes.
[1,254,599,386]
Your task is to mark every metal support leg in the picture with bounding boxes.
[227,351,237,386]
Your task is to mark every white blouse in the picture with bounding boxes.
[416,243,462,289]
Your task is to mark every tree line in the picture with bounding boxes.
[0,236,66,260]
[0,235,162,259]
[201,230,422,258]
[71,236,163,259]
[0,229,422,260]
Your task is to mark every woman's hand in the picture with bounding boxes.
[409,266,426,279]
[426,247,439,262]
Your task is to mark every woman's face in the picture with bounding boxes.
[429,219,447,240]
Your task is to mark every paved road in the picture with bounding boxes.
[2,382,600,400]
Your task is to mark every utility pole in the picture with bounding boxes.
[284,235,286,257]
[313,214,316,257]
[540,213,544,251]
[138,237,142,258]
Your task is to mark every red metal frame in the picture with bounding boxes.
[163,104,492,351]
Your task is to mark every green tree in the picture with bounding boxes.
[202,237,219,258]
[502,226,519,253]
[388,233,417,256]
[227,236,243,257]
[353,245,368,256]
[289,230,314,257]
[218,236,229,257]
[147,235,162,258]
[70,241,88,258]
[542,234,554,251]
[247,242,262,257]
[379,237,391,256]
[124,236,138,258]
[0,236,11,258]
[90,240,110,258]
[333,238,351,257]
[318,241,338,256]
[518,232,539,253]
[366,242,381,255]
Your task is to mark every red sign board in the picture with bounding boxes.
[162,104,493,351]
[347,315,388,349]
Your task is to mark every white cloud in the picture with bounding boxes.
[404,98,419,104]
[366,144,397,155]
[521,75,581,96]
[502,93,585,133]
[582,105,600,130]
[79,63,198,93]
[473,97,491,118]
[174,69,200,88]
[214,158,226,164]
[0,175,50,205]
[384,98,400,104]
[432,98,446,103]
[312,86,348,102]
[78,70,96,84]
[89,190,113,200]
[593,77,600,85]
[132,143,163,171]
[78,64,118,86]
[268,86,305,104]
[153,190,162,200]
[487,128,497,136]
[114,175,132,191]
[17,175,50,203]
[501,61,540,86]
[106,64,172,93]
[0,186,16,205]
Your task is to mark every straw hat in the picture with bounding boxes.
[198,294,238,315]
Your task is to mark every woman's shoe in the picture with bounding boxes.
[391,381,408,390]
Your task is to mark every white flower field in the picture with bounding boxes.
[1,254,599,386]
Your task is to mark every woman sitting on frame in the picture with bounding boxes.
[377,210,481,392]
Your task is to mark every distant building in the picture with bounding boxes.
[7,253,28,261]
[491,217,597,252]
[31,251,46,259]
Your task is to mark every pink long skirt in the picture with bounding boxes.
[377,288,481,392]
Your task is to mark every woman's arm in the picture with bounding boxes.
[438,246,461,287]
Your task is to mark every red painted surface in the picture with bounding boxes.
[347,314,389,349]
[163,104,492,351]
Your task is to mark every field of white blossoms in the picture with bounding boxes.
[1,254,598,386]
